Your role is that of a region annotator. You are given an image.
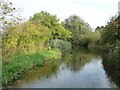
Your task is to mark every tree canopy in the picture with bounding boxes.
[64,15,93,46]
[30,11,72,40]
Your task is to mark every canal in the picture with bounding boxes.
[10,48,119,88]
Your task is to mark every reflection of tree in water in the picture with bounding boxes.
[12,62,60,88]
[63,47,100,72]
[26,62,60,80]
[102,58,120,88]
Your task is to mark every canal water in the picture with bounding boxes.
[10,48,119,88]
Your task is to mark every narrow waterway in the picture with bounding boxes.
[10,48,119,88]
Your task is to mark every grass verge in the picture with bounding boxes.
[2,49,61,85]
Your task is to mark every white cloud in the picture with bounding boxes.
[11,0,119,29]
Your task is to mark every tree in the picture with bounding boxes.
[0,0,21,30]
[2,21,52,60]
[30,11,71,40]
[101,15,120,76]
[64,15,92,46]
[100,15,119,44]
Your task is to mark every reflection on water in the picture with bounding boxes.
[102,57,120,88]
[10,47,119,88]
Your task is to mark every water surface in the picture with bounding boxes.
[10,48,119,88]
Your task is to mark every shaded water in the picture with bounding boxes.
[10,48,119,88]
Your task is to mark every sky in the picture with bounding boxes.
[11,0,119,30]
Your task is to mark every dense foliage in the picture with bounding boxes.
[2,11,72,62]
[2,21,52,61]
[99,15,120,71]
[100,16,119,45]
[101,15,120,86]
[64,15,100,47]
[100,15,120,53]
[30,11,72,40]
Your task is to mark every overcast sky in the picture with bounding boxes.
[11,0,119,29]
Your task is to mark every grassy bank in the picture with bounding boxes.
[2,49,61,85]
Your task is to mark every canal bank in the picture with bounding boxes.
[2,49,61,86]
[6,48,120,88]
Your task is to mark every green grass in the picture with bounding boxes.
[2,49,61,85]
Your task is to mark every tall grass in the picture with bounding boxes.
[2,49,61,85]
